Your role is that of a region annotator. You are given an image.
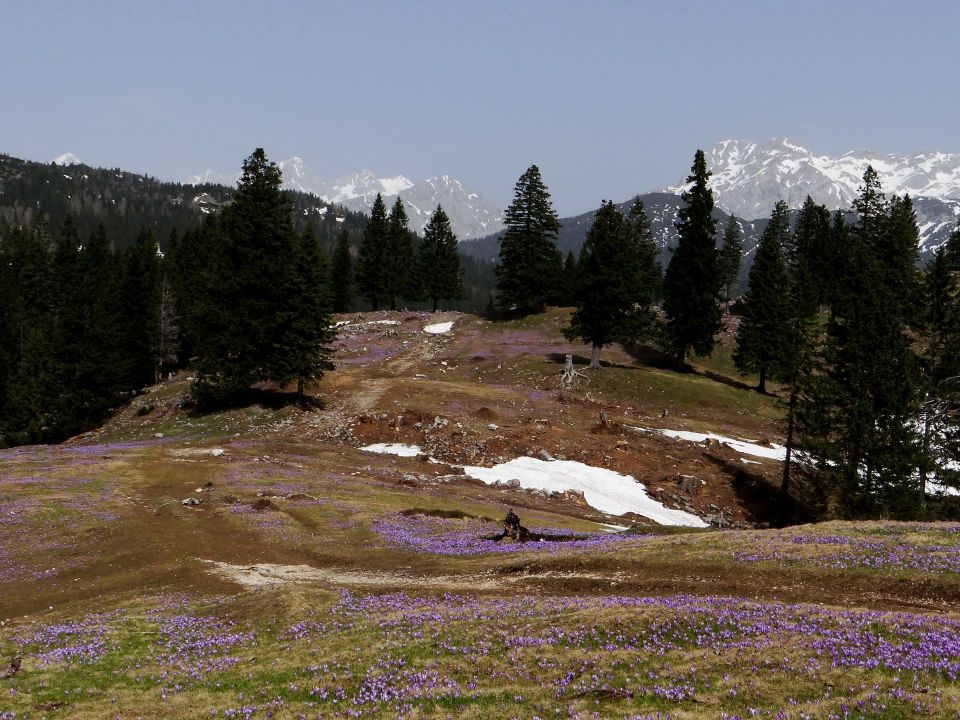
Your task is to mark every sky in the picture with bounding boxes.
[3,0,959,216]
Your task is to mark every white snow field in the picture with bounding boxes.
[461,457,708,527]
[360,443,422,457]
[424,321,454,334]
[654,428,787,461]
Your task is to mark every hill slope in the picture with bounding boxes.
[2,309,960,718]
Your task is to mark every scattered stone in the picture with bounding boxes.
[487,423,499,431]
[433,416,449,429]
[539,449,555,462]
[181,497,201,507]
[1,655,21,678]
[677,475,699,495]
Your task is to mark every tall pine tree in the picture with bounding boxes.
[386,198,417,309]
[921,230,960,492]
[191,148,335,404]
[663,150,722,366]
[796,168,925,518]
[778,197,832,511]
[565,201,651,367]
[495,165,562,315]
[627,197,663,304]
[417,205,464,312]
[357,194,390,310]
[733,200,791,393]
[717,216,742,304]
[331,227,353,313]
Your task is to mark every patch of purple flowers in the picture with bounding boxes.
[370,513,639,555]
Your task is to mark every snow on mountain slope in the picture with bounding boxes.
[670,138,960,221]
[183,169,240,186]
[185,158,500,240]
[52,153,82,166]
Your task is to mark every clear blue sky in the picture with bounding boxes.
[3,1,958,215]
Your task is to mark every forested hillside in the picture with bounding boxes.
[0,153,369,252]
[0,151,496,447]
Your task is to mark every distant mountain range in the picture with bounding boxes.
[462,138,960,267]
[186,157,503,240]
[42,138,960,264]
[670,138,960,220]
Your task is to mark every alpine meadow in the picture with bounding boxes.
[3,4,960,720]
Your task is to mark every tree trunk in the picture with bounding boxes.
[780,382,798,510]
[432,297,438,313]
[296,378,305,403]
[757,366,767,394]
[590,343,602,368]
[675,347,685,368]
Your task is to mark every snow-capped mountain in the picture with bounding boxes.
[183,169,239,186]
[52,152,82,166]
[185,157,503,240]
[664,138,960,254]
[670,138,960,220]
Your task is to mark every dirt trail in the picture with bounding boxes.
[201,559,501,590]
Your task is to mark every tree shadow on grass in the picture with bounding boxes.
[575,341,779,396]
[187,387,325,415]
[545,352,637,371]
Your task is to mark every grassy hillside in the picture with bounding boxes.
[2,310,959,718]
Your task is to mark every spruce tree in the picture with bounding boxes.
[418,205,463,312]
[627,197,663,304]
[386,197,416,309]
[778,197,831,511]
[733,201,792,393]
[331,227,353,313]
[787,196,832,308]
[796,168,924,518]
[663,150,722,366]
[58,224,122,436]
[117,228,161,390]
[495,165,562,314]
[717,216,743,303]
[192,148,335,405]
[283,225,335,400]
[565,201,650,367]
[921,238,960,491]
[883,194,921,322]
[357,193,389,310]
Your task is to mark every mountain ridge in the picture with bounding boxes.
[668,138,960,221]
[186,157,503,240]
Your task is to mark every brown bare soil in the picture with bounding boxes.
[5,308,955,624]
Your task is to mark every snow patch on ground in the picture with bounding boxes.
[424,321,454,334]
[655,429,786,461]
[599,523,631,533]
[361,443,422,457]
[461,457,707,528]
